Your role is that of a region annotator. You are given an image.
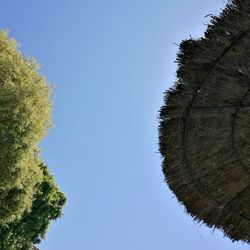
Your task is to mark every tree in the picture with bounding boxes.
[0,30,52,224]
[0,164,66,250]
[0,30,66,248]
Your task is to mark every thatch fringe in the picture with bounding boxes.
[159,0,250,243]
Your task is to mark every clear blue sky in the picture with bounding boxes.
[1,1,249,249]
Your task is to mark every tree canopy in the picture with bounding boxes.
[0,164,66,250]
[0,30,66,249]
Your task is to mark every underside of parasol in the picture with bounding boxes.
[159,0,250,243]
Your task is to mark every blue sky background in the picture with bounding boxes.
[1,1,250,250]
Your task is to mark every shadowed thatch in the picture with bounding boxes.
[159,0,250,243]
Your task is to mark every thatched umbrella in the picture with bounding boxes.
[159,0,250,243]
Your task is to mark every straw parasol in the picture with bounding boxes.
[159,0,250,243]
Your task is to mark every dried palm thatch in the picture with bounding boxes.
[159,0,250,243]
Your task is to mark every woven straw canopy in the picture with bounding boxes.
[159,0,250,243]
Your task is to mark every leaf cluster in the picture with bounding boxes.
[0,30,66,249]
[0,164,66,250]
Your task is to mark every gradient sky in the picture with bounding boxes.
[1,1,250,250]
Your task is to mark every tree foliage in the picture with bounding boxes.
[0,164,66,250]
[0,30,66,249]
